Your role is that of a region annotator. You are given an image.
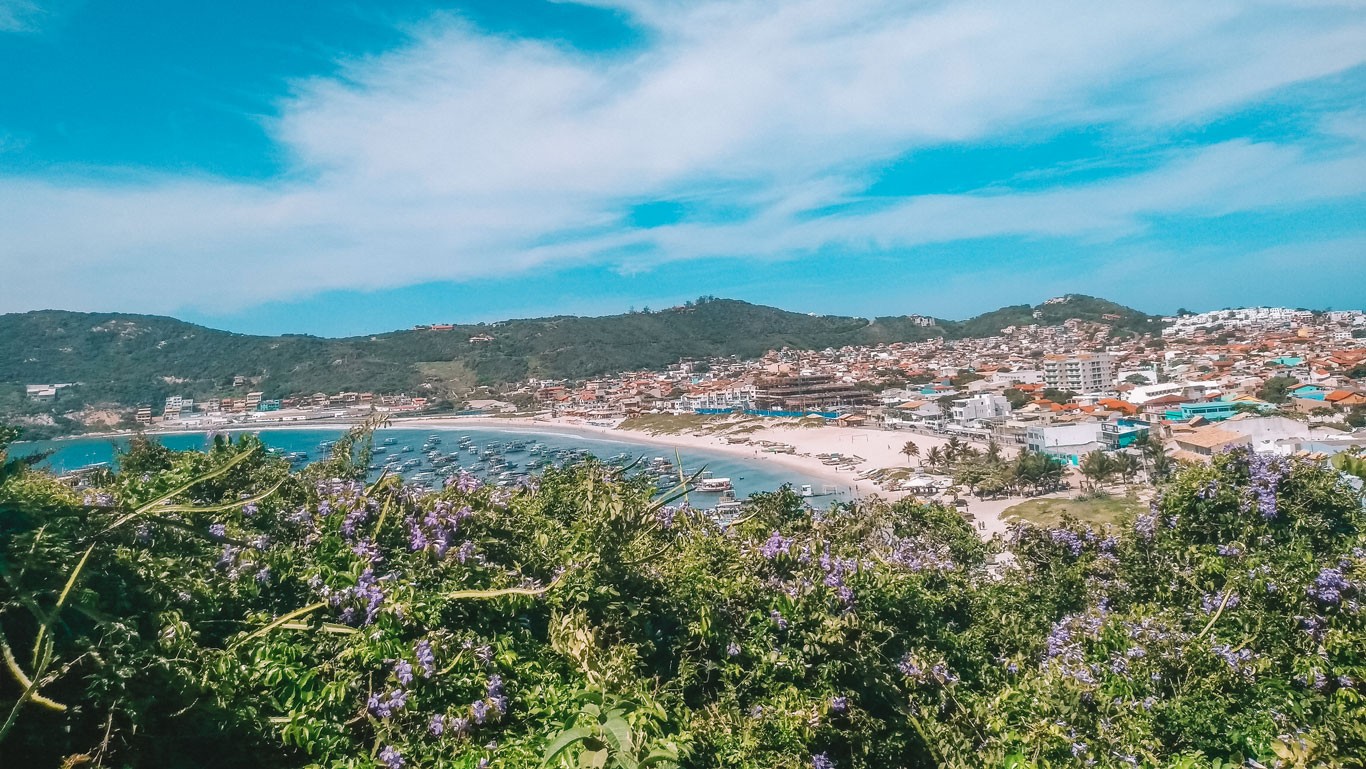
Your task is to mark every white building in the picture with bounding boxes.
[1124,381,1212,406]
[1025,422,1105,463]
[951,394,1012,425]
[1042,353,1116,393]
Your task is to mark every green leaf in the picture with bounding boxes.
[542,726,592,767]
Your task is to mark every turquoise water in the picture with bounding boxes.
[11,426,844,503]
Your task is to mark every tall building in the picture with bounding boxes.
[1042,353,1116,393]
[754,374,873,412]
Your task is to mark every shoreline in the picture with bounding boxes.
[17,413,1028,536]
[398,415,868,495]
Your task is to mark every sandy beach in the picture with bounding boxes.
[391,414,1032,536]
[42,412,1039,537]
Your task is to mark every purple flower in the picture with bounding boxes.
[1049,528,1085,557]
[415,640,436,678]
[393,659,414,687]
[453,471,482,493]
[457,541,477,564]
[241,502,258,517]
[769,610,788,630]
[352,539,382,564]
[408,521,428,552]
[1309,567,1353,606]
[378,745,404,769]
[898,655,923,680]
[429,713,446,736]
[471,699,489,725]
[655,506,678,530]
[830,696,848,713]
[208,523,227,539]
[367,689,408,718]
[254,566,271,586]
[474,644,494,666]
[726,642,741,657]
[760,531,791,559]
[1210,642,1257,678]
[812,753,835,769]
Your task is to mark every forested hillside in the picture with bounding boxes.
[0,296,1161,415]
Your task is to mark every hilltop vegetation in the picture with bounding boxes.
[0,296,1161,421]
[0,425,1363,768]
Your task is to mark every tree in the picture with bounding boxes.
[1079,450,1116,491]
[984,439,1003,464]
[1115,452,1141,484]
[925,445,945,470]
[1012,449,1065,495]
[1002,388,1030,410]
[1042,388,1077,405]
[1148,449,1175,481]
[944,436,966,463]
[900,441,920,467]
[1258,375,1299,404]
[1347,407,1366,429]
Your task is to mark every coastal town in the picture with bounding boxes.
[23,301,1366,534]
[42,302,1361,452]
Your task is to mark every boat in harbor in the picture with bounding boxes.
[696,477,733,492]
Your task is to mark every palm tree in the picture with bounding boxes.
[985,438,1003,464]
[1079,450,1116,492]
[944,436,965,463]
[1148,450,1174,482]
[925,446,945,471]
[1116,452,1141,484]
[1130,431,1165,478]
[900,440,920,468]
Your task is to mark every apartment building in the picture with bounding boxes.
[1042,353,1116,393]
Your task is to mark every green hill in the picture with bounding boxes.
[0,296,1162,421]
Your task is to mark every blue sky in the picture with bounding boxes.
[1,0,1364,337]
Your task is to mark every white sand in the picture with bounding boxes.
[117,412,1029,537]
[394,415,1027,536]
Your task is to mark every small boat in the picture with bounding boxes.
[696,477,733,492]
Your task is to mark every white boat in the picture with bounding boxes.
[696,477,733,492]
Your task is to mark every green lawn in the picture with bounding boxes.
[1002,492,1146,528]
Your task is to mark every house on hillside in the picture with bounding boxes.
[1171,426,1250,460]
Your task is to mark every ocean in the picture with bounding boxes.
[10,425,845,504]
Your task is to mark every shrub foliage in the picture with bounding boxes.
[1,427,1362,768]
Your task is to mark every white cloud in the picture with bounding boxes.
[0,0,39,31]
[1,0,1365,314]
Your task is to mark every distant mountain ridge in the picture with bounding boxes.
[0,295,1160,414]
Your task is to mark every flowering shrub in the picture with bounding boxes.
[1,432,1363,768]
